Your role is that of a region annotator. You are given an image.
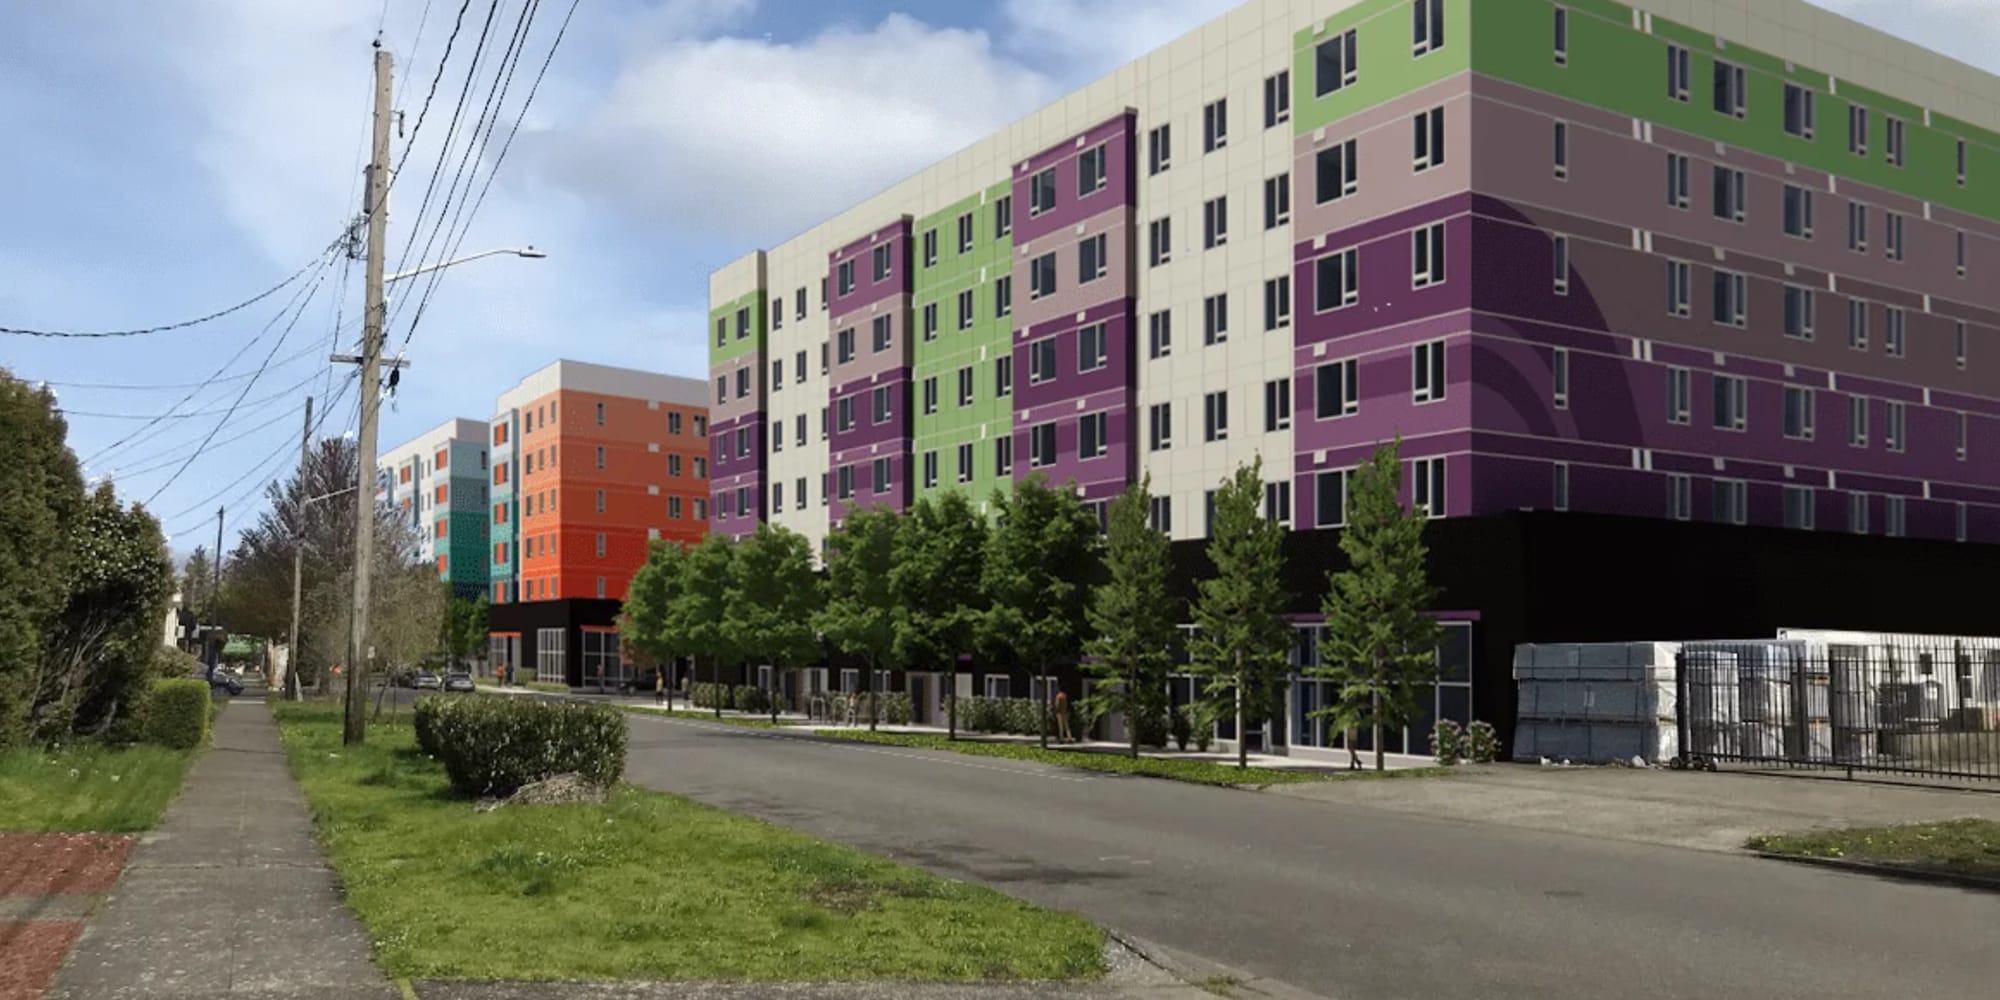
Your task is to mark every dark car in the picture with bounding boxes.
[443,672,475,693]
[208,670,244,697]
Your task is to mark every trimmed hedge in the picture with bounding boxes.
[138,678,211,749]
[413,696,626,797]
[956,696,1064,737]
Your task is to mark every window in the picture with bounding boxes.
[1316,358,1358,419]
[1552,348,1569,408]
[772,481,785,512]
[836,396,854,432]
[1955,412,1968,461]
[1885,495,1906,537]
[1783,386,1816,440]
[1552,462,1570,511]
[1264,378,1292,432]
[872,243,892,282]
[1552,121,1568,179]
[715,317,727,347]
[668,495,682,519]
[1203,98,1228,153]
[1149,496,1172,533]
[1263,172,1291,229]
[1885,307,1906,358]
[1667,474,1692,520]
[771,426,783,453]
[1552,234,1570,295]
[1885,212,1904,262]
[921,302,938,341]
[1079,232,1108,281]
[1413,107,1445,171]
[1885,116,1905,167]
[1712,374,1748,431]
[1203,197,1228,249]
[1713,480,1748,525]
[1148,402,1172,451]
[872,314,892,352]
[837,259,855,296]
[1712,270,1747,327]
[1029,422,1057,468]
[995,195,1012,237]
[1079,412,1108,459]
[1148,310,1172,359]
[1848,492,1869,533]
[922,451,938,489]
[736,307,751,340]
[1412,223,1446,287]
[1030,166,1057,216]
[1265,481,1292,526]
[956,443,973,483]
[837,327,856,364]
[1666,152,1690,209]
[1783,286,1815,339]
[1957,231,1967,277]
[771,358,783,392]
[1264,70,1290,128]
[795,477,807,512]
[1553,6,1568,64]
[1784,487,1815,530]
[595,444,607,469]
[1315,139,1359,203]
[957,366,974,406]
[596,488,608,513]
[736,366,752,398]
[922,228,938,268]
[1147,124,1171,175]
[820,344,828,375]
[922,376,939,415]
[1783,184,1814,238]
[872,385,892,424]
[1203,391,1229,442]
[1412,0,1443,56]
[694,497,707,520]
[1203,293,1228,345]
[1148,216,1172,267]
[1029,252,1057,299]
[734,429,749,458]
[1956,138,1968,185]
[694,456,706,477]
[1712,166,1745,222]
[995,275,1012,317]
[1411,456,1445,517]
[1078,144,1107,197]
[834,465,852,501]
[715,376,727,405]
[1315,468,1355,527]
[1248,277,1284,338]
[1712,59,1746,118]
[957,289,975,329]
[872,458,891,495]
[995,355,1013,397]
[1956,503,1968,542]
[957,212,974,253]
[1847,202,1868,252]
[1315,28,1358,97]
[1783,84,1815,139]
[994,435,1013,476]
[1849,105,1869,155]
[1315,248,1359,311]
[1030,339,1058,384]
[1667,44,1691,102]
[1955,321,1968,369]
[1078,322,1108,373]
[795,413,807,447]
[1412,340,1446,402]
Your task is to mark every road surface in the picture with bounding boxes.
[622,714,2000,1000]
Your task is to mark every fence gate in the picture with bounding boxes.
[1674,638,2000,781]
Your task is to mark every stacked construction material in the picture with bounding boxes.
[1512,642,1680,764]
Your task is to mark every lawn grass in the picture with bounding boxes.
[812,730,1451,788]
[272,703,1104,982]
[1748,819,2000,881]
[625,706,782,729]
[0,743,195,833]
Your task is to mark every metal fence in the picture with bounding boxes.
[1673,637,2000,781]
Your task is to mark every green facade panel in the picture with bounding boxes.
[708,290,768,367]
[911,180,1014,508]
[1292,0,1472,136]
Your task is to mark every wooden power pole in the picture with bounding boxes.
[343,44,393,746]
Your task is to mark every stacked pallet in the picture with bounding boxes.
[1512,642,1680,764]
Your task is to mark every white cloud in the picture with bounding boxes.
[999,0,1243,75]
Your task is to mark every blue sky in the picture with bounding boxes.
[0,0,1989,555]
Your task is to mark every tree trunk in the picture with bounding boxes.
[1371,667,1384,772]
[710,655,721,719]
[947,670,958,741]
[770,663,780,724]
[1235,650,1247,770]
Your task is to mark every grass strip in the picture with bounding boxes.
[0,744,195,833]
[812,729,1451,788]
[273,703,1103,982]
[1748,819,2000,881]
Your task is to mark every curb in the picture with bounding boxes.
[1750,851,2000,891]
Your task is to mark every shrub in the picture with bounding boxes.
[733,686,769,714]
[1432,719,1465,766]
[423,696,627,798]
[1169,704,1193,751]
[137,678,211,749]
[1131,708,1169,749]
[1466,720,1500,764]
[412,697,444,757]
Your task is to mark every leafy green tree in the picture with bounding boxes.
[1188,457,1292,770]
[818,507,900,730]
[676,534,739,718]
[890,491,988,739]
[1315,439,1444,771]
[440,596,489,673]
[981,476,1102,748]
[1084,476,1178,757]
[0,373,83,746]
[180,547,216,619]
[35,483,174,740]
[728,523,823,721]
[621,539,690,694]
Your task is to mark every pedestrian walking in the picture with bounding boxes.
[655,669,666,706]
[1054,689,1073,743]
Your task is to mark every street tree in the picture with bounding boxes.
[440,596,489,674]
[890,491,987,739]
[675,534,738,718]
[180,547,216,619]
[982,475,1102,748]
[1188,457,1292,770]
[728,523,823,722]
[0,372,84,747]
[33,483,174,741]
[1083,477,1178,757]
[621,539,690,694]
[817,506,899,730]
[1315,439,1443,771]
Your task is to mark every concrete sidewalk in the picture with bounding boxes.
[48,698,396,1000]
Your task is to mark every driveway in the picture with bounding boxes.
[621,714,2000,1000]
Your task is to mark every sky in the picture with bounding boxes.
[1,0,1993,557]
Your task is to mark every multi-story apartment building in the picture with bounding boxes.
[708,0,2000,756]
[378,418,490,599]
[486,360,709,687]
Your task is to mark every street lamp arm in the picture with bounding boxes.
[384,246,547,284]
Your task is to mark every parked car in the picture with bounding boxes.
[413,670,442,691]
[208,670,244,697]
[443,672,475,693]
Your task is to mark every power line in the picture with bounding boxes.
[1,240,339,339]
[57,367,327,420]
[33,337,340,391]
[112,400,309,479]
[163,371,359,535]
[393,0,479,188]
[390,0,506,283]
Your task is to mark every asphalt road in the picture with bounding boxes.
[622,714,2000,1000]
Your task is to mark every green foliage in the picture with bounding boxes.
[137,678,212,750]
[1169,704,1194,751]
[1432,719,1464,766]
[727,523,823,672]
[890,491,988,672]
[980,476,1102,744]
[1465,720,1500,764]
[1083,477,1177,757]
[818,508,901,726]
[954,696,1048,736]
[732,685,771,714]
[680,535,740,698]
[1314,439,1445,770]
[1187,458,1292,768]
[416,696,627,797]
[620,539,690,664]
[442,597,490,666]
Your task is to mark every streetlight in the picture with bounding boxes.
[384,246,548,285]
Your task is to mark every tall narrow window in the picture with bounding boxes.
[1413,107,1446,171]
[1956,230,1967,278]
[1411,0,1444,56]
[1077,144,1107,197]
[1849,105,1869,156]
[1552,348,1569,409]
[1666,45,1691,102]
[1202,196,1228,249]
[1783,285,1815,339]
[1203,391,1229,442]
[1030,167,1057,217]
[1263,70,1291,128]
[1712,59,1746,118]
[1553,6,1568,65]
[1712,166,1746,222]
[1552,234,1570,295]
[1148,124,1171,175]
[1148,402,1172,452]
[1411,457,1445,517]
[1264,377,1292,432]
[1412,223,1446,288]
[1885,116,1906,167]
[1315,29,1358,97]
[1315,248,1359,311]
[1264,172,1292,229]
[1203,293,1229,345]
[1956,138,1968,186]
[1316,139,1359,203]
[1783,84,1816,139]
[1316,358,1358,419]
[1203,98,1228,153]
[1885,212,1905,262]
[1263,275,1292,331]
[1712,269,1747,327]
[1148,310,1172,359]
[1148,217,1172,267]
[1552,121,1568,179]
[1712,374,1747,431]
[1783,184,1814,239]
[1412,340,1446,403]
[1955,321,1968,370]
[1666,152,1690,209]
[1783,386,1816,440]
[1847,201,1868,252]
[1666,368,1690,424]
[1553,462,1570,511]
[1885,307,1907,358]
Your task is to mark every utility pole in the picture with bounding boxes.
[343,44,393,746]
[285,396,313,700]
[209,506,224,672]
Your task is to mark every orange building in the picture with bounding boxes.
[485,360,708,688]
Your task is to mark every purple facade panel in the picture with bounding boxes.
[1292,209,1475,349]
[1294,449,1473,531]
[1292,336,1474,455]
[830,453,908,524]
[829,373,913,454]
[709,412,765,538]
[1012,112,1136,247]
[829,219,915,317]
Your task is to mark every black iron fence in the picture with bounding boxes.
[1674,637,2000,781]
